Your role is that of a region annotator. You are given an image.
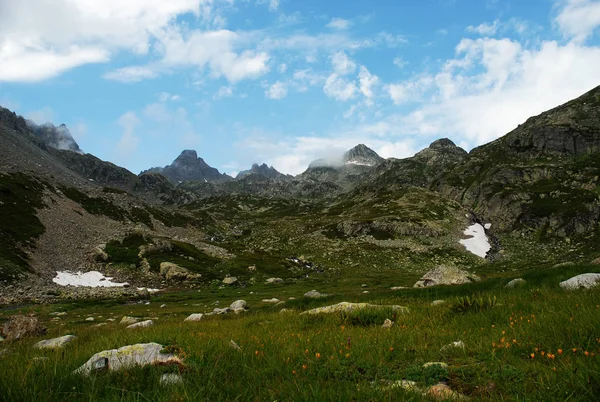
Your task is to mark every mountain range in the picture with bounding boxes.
[1,85,600,304]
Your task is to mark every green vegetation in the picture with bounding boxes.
[1,266,600,401]
[0,172,46,282]
[60,186,128,221]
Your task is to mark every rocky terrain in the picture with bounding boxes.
[0,86,600,305]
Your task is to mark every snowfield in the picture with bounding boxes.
[52,271,129,288]
[459,223,491,258]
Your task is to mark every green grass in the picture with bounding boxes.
[1,267,600,401]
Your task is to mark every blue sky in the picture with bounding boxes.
[1,0,600,175]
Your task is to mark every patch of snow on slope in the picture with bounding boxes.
[53,271,129,287]
[459,224,490,258]
[346,161,374,166]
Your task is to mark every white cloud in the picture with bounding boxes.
[103,66,160,82]
[331,51,356,75]
[278,63,288,73]
[466,20,499,35]
[358,66,379,99]
[393,57,407,68]
[214,86,234,99]
[269,0,280,12]
[26,107,56,124]
[323,74,357,101]
[387,75,434,105]
[555,0,600,42]
[116,111,141,157]
[265,81,288,99]
[327,18,351,30]
[158,92,181,102]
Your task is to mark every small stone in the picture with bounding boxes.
[222,277,238,285]
[160,304,167,308]
[431,300,446,306]
[212,308,229,315]
[34,335,77,349]
[93,323,107,328]
[120,316,139,325]
[505,278,526,288]
[423,362,449,369]
[279,309,291,313]
[361,284,368,288]
[126,320,153,329]
[49,312,67,317]
[262,298,280,303]
[229,340,242,351]
[106,318,116,322]
[362,290,369,294]
[265,278,283,284]
[382,319,394,329]
[229,300,247,310]
[303,290,326,299]
[85,317,95,322]
[184,314,203,322]
[160,373,183,385]
[390,286,407,290]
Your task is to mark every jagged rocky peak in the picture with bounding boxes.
[142,149,232,184]
[343,144,383,166]
[25,120,83,154]
[414,138,468,166]
[429,138,459,149]
[236,163,286,180]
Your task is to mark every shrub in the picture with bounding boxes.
[449,294,497,314]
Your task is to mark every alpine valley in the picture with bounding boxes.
[1,87,600,401]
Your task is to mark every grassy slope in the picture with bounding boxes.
[1,265,600,401]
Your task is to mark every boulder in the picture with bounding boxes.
[85,317,95,322]
[222,277,238,285]
[90,245,109,263]
[120,316,139,325]
[1,315,46,341]
[212,308,229,315]
[184,314,203,322]
[160,262,200,281]
[303,290,327,298]
[505,278,527,288]
[265,278,283,284]
[74,343,182,375]
[423,362,449,369]
[301,302,409,315]
[229,300,247,310]
[559,273,600,290]
[414,266,480,288]
[49,312,67,317]
[34,335,76,349]
[126,320,153,329]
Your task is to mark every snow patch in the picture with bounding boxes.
[137,287,161,294]
[53,271,129,288]
[459,224,491,258]
[484,223,492,229]
[346,160,374,166]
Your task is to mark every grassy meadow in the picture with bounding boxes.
[1,264,600,401]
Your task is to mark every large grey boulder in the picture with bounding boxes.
[160,262,200,281]
[34,335,76,349]
[414,266,480,288]
[559,273,600,290]
[1,315,46,341]
[74,343,182,375]
[301,302,409,315]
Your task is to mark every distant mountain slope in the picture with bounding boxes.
[26,121,82,154]
[236,163,289,180]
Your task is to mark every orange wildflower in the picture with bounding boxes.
[315,353,321,359]
[530,353,535,359]
[558,349,563,354]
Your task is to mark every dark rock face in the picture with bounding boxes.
[142,150,231,184]
[26,121,82,154]
[236,163,287,180]
[343,144,384,166]
[51,149,137,187]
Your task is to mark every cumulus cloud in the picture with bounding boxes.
[330,51,357,75]
[323,74,357,101]
[214,86,234,99]
[466,20,500,35]
[555,0,600,42]
[265,81,288,99]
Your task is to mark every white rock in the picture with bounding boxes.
[262,298,280,303]
[414,266,480,288]
[233,308,246,315]
[431,300,446,306]
[265,278,283,284]
[85,317,94,322]
[160,304,167,308]
[505,278,527,288]
[106,318,116,322]
[423,362,449,369]
[49,312,67,317]
[362,291,369,294]
[34,335,76,349]
[160,373,183,385]
[184,314,203,322]
[212,308,229,315]
[303,290,326,298]
[74,343,182,375]
[390,286,407,290]
[222,277,238,285]
[126,320,153,329]
[229,340,242,351]
[559,273,600,290]
[302,302,409,315]
[382,319,394,328]
[120,316,139,325]
[229,300,247,310]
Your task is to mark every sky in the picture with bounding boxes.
[1,0,600,176]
